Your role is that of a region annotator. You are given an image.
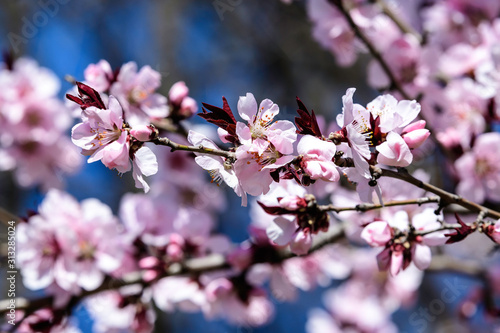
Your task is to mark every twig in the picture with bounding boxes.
[0,226,345,315]
[378,167,500,220]
[319,196,440,213]
[374,0,422,43]
[328,0,453,159]
[152,137,235,159]
[0,207,20,226]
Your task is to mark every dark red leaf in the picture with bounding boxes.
[198,97,239,144]
[444,214,475,244]
[294,97,322,137]
[66,81,106,110]
[257,201,290,215]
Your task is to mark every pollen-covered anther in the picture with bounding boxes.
[209,169,223,186]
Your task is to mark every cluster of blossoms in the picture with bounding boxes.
[303,0,500,204]
[8,0,500,331]
[67,60,198,192]
[0,57,81,189]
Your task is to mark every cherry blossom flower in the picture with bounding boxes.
[298,135,340,182]
[70,92,158,192]
[306,283,398,333]
[187,130,247,205]
[18,190,132,296]
[236,93,296,154]
[83,59,114,92]
[336,88,371,179]
[232,93,296,197]
[85,288,155,333]
[455,132,500,203]
[202,276,275,326]
[110,61,168,125]
[362,208,447,276]
[72,95,131,172]
[0,57,81,189]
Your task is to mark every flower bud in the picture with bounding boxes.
[401,120,426,134]
[138,256,161,269]
[130,125,154,142]
[168,81,189,105]
[179,96,198,118]
[403,128,430,149]
[279,195,307,211]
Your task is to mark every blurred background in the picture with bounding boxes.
[0,1,491,332]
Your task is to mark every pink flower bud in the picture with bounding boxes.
[361,221,392,247]
[401,120,426,134]
[403,128,430,149]
[143,269,160,283]
[179,96,198,118]
[167,243,184,261]
[130,125,154,142]
[168,81,189,105]
[279,195,306,211]
[138,256,161,269]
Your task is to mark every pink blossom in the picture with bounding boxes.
[203,277,275,326]
[455,132,500,203]
[18,190,132,295]
[236,93,296,154]
[72,95,131,172]
[361,221,392,247]
[486,220,500,244]
[366,94,421,134]
[307,282,398,333]
[83,59,113,92]
[376,131,413,167]
[298,135,340,182]
[336,88,371,179]
[110,61,168,125]
[85,289,155,333]
[0,58,81,189]
[401,121,430,149]
[234,141,294,197]
[153,276,207,312]
[306,0,358,66]
[188,130,247,205]
[71,94,158,192]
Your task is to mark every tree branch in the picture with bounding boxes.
[329,0,453,159]
[152,137,235,159]
[319,196,440,213]
[0,226,345,316]
[373,0,422,43]
[378,167,500,220]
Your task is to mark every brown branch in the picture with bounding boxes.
[152,137,235,159]
[378,167,500,220]
[374,0,422,43]
[0,226,345,315]
[319,196,440,213]
[0,207,20,226]
[329,0,453,159]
